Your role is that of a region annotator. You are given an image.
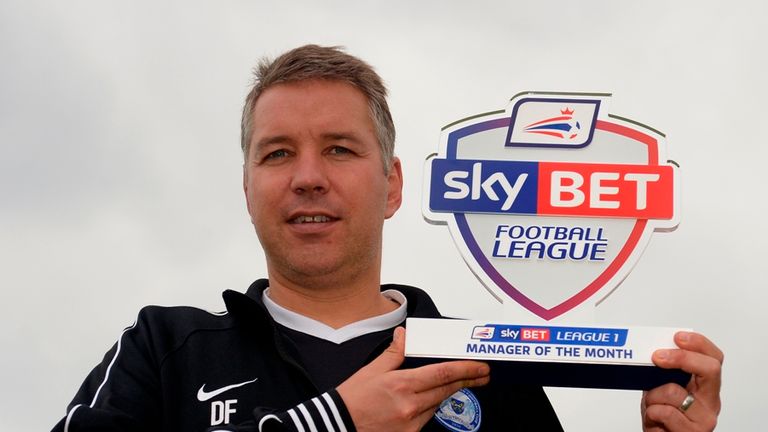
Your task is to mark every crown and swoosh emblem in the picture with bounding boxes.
[196,378,259,402]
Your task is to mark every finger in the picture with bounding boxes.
[643,383,702,418]
[643,383,687,407]
[652,348,722,402]
[641,393,664,432]
[413,376,490,416]
[406,361,490,393]
[641,392,667,432]
[362,326,406,374]
[644,383,719,430]
[644,397,718,432]
[643,403,690,431]
[675,332,724,364]
[653,332,723,401]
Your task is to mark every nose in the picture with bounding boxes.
[290,152,330,194]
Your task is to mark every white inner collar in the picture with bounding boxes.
[262,288,407,344]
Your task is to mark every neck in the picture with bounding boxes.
[265,271,398,329]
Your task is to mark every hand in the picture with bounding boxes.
[337,326,490,432]
[642,331,723,431]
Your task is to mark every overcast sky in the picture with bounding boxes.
[1,1,765,430]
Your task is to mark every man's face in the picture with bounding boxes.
[243,79,402,285]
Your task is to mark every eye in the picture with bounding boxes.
[265,149,288,159]
[329,146,352,155]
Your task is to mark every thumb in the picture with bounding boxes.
[364,326,406,373]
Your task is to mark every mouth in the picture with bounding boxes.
[288,214,338,224]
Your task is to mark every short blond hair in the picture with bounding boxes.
[241,45,396,171]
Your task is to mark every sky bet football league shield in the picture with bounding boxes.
[407,92,690,390]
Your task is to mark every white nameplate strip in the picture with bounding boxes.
[405,318,687,366]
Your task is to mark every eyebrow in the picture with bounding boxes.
[255,131,362,150]
[321,132,362,143]
[253,135,293,151]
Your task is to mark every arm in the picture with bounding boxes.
[642,331,723,432]
[240,327,490,432]
[219,390,354,432]
[337,327,490,431]
[52,313,162,432]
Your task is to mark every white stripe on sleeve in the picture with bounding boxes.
[298,403,319,432]
[63,404,82,432]
[90,320,139,407]
[287,408,306,432]
[311,397,335,432]
[321,393,348,432]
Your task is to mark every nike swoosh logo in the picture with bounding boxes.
[197,378,258,402]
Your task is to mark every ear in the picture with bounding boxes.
[384,157,403,219]
[243,165,254,223]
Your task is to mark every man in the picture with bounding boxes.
[54,45,722,432]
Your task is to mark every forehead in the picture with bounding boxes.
[250,79,374,139]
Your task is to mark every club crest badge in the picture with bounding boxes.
[434,388,481,432]
[423,92,679,320]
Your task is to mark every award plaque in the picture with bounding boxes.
[406,91,689,390]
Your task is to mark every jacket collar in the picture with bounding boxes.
[222,279,442,323]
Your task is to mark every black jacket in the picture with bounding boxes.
[53,280,562,431]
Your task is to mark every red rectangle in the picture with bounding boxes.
[521,328,551,341]
[537,162,674,219]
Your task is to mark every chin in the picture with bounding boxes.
[281,255,346,279]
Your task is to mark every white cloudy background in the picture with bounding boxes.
[1,1,765,430]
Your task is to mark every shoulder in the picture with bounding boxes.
[136,304,232,330]
[126,304,236,360]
